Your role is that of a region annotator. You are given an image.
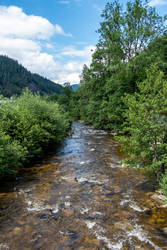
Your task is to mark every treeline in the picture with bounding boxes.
[0,90,70,177]
[66,1,167,194]
[47,82,80,122]
[0,55,63,97]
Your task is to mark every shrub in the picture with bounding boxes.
[0,132,25,176]
[118,65,167,182]
[0,89,70,176]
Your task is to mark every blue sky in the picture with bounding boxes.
[0,0,166,84]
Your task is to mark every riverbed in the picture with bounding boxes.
[0,122,167,249]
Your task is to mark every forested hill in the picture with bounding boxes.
[0,55,63,97]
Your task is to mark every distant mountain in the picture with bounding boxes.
[71,84,80,91]
[0,55,63,97]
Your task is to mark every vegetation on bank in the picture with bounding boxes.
[0,89,70,177]
[47,82,80,121]
[77,0,166,130]
[0,0,167,197]
[64,0,167,195]
[117,65,167,187]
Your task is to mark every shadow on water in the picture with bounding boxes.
[0,122,167,249]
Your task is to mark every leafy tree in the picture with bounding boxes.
[118,65,167,181]
[79,64,91,85]
[98,0,166,64]
[77,0,167,131]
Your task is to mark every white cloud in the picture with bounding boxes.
[149,0,167,6]
[62,45,95,58]
[0,38,94,84]
[46,43,54,49]
[0,5,70,39]
[55,24,72,37]
[0,5,93,85]
[0,37,40,53]
[52,46,95,84]
[0,6,54,39]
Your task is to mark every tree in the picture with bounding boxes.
[79,64,91,85]
[77,0,167,131]
[118,65,167,181]
[98,0,166,65]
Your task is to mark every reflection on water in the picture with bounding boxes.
[0,122,167,249]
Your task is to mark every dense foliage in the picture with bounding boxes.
[118,65,167,181]
[0,90,70,176]
[73,0,167,195]
[48,83,80,121]
[77,0,166,130]
[1,0,167,195]
[0,55,63,97]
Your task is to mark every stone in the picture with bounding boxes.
[160,203,167,208]
[13,227,22,235]
[151,193,167,204]
[93,196,101,202]
[85,238,100,246]
[114,222,133,231]
[162,227,167,234]
[46,205,52,210]
[18,220,26,225]
[55,171,60,175]
[145,199,155,208]
[25,225,33,233]
[114,222,124,230]
[125,223,134,231]
[64,209,74,216]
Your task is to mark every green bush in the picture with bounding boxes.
[118,65,167,184]
[0,132,25,176]
[0,89,70,176]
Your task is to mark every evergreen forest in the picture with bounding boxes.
[0,55,63,97]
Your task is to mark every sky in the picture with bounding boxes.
[0,0,166,85]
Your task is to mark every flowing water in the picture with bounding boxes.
[0,122,167,250]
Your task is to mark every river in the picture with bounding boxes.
[0,122,167,249]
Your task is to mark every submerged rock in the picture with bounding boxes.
[13,227,22,235]
[114,222,133,231]
[162,227,167,234]
[150,193,167,207]
[64,209,74,216]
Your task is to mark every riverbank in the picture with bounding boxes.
[0,122,167,249]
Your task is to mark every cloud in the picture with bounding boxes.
[55,24,72,37]
[61,45,95,58]
[0,37,40,53]
[46,43,54,49]
[53,46,95,84]
[0,37,94,84]
[0,5,70,39]
[0,5,93,85]
[149,0,167,6]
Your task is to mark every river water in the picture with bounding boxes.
[0,122,167,250]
